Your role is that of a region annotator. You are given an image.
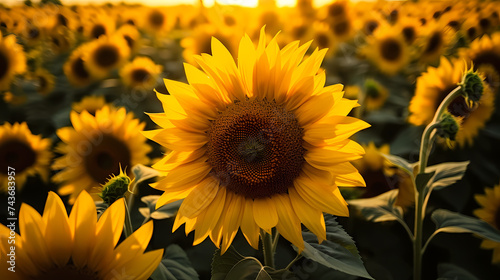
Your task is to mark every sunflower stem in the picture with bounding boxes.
[413,85,463,280]
[123,199,134,238]
[271,231,280,253]
[261,229,275,268]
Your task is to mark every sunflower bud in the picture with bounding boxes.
[99,168,132,204]
[459,67,484,105]
[436,112,461,143]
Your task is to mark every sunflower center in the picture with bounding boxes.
[36,264,99,280]
[467,27,477,39]
[447,95,475,120]
[473,51,500,76]
[380,38,402,62]
[131,68,150,84]
[364,20,378,35]
[93,45,119,68]
[91,24,106,39]
[72,57,90,79]
[207,99,305,199]
[423,32,442,55]
[328,3,345,17]
[84,134,131,184]
[0,140,37,174]
[38,75,48,91]
[28,27,40,39]
[149,10,165,28]
[402,27,416,44]
[316,33,330,49]
[447,20,460,30]
[57,14,68,27]
[0,50,9,79]
[332,20,349,36]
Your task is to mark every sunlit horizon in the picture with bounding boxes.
[2,0,339,8]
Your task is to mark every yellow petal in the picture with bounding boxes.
[253,197,278,232]
[179,177,219,218]
[192,187,226,245]
[19,203,52,269]
[294,176,349,217]
[110,221,155,270]
[220,193,244,254]
[274,194,304,252]
[240,199,260,250]
[69,190,97,268]
[103,249,164,280]
[289,187,326,243]
[42,192,72,267]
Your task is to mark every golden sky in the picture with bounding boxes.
[3,0,337,7]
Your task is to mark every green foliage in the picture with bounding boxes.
[129,164,160,194]
[211,247,293,280]
[151,244,199,280]
[138,195,182,220]
[349,189,403,223]
[293,215,373,279]
[437,263,479,280]
[382,153,416,177]
[415,171,435,193]
[431,209,500,243]
[422,161,470,197]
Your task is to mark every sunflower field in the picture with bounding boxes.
[1,0,500,279]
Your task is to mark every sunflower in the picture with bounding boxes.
[144,29,369,253]
[72,95,113,115]
[0,122,52,193]
[310,22,337,57]
[362,25,410,75]
[363,78,389,111]
[0,191,163,279]
[115,24,142,55]
[474,183,500,264]
[31,68,55,96]
[409,57,495,147]
[0,34,27,91]
[181,24,241,65]
[119,56,162,90]
[64,45,93,87]
[396,15,422,46]
[351,142,413,209]
[417,21,454,64]
[82,13,116,40]
[83,34,130,79]
[461,32,500,82]
[52,106,151,203]
[48,26,75,54]
[143,8,170,33]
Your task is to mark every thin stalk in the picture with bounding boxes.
[413,85,463,280]
[261,229,275,268]
[123,199,134,238]
[285,254,303,271]
[271,231,280,253]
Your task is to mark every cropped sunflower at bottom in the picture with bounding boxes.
[0,191,163,280]
[145,29,370,254]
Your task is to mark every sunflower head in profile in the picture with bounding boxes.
[144,28,369,253]
[119,56,162,90]
[362,24,410,75]
[474,183,500,264]
[0,122,52,193]
[0,190,163,279]
[64,45,93,87]
[83,34,130,79]
[0,34,27,91]
[52,106,151,203]
[409,57,495,148]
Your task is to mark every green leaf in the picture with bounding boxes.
[423,161,469,196]
[294,215,373,279]
[129,164,160,194]
[138,195,182,220]
[415,171,435,193]
[437,263,479,280]
[348,189,403,223]
[431,209,500,242]
[211,247,293,280]
[151,244,199,280]
[382,154,416,177]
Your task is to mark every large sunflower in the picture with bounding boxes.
[0,122,52,193]
[474,183,500,264]
[52,106,151,203]
[0,34,27,91]
[0,191,163,279]
[144,29,369,253]
[362,25,410,75]
[409,57,495,147]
